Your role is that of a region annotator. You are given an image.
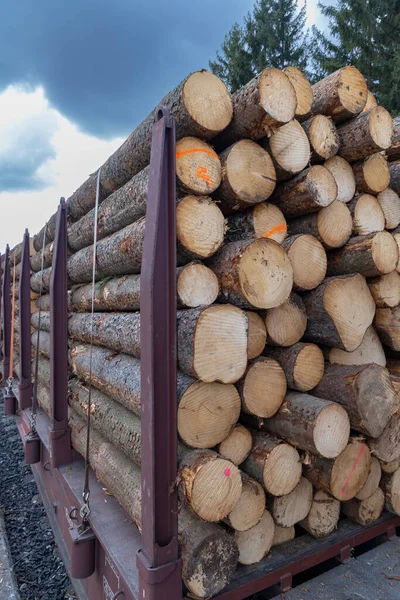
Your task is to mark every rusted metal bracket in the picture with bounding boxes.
[280,573,293,593]
[2,245,11,389]
[338,545,352,564]
[49,198,73,468]
[137,106,182,599]
[18,229,33,409]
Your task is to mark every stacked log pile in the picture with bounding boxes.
[8,64,400,598]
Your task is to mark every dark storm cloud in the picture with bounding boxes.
[0,0,252,138]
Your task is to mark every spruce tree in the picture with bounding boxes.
[209,23,253,93]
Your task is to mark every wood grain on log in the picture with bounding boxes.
[224,474,265,531]
[324,155,356,203]
[302,115,339,161]
[368,271,400,308]
[348,194,385,235]
[368,414,400,463]
[299,490,340,538]
[234,510,275,565]
[282,234,327,291]
[218,425,253,466]
[364,91,377,111]
[237,357,286,418]
[176,137,221,195]
[283,66,312,118]
[377,188,400,229]
[375,306,400,351]
[311,66,367,122]
[355,456,381,500]
[246,311,267,360]
[264,343,325,392]
[337,107,393,162]
[264,293,307,347]
[288,201,352,250]
[272,525,295,546]
[352,153,390,194]
[260,120,310,180]
[381,469,400,515]
[267,477,313,527]
[226,203,287,244]
[328,325,386,367]
[327,232,398,278]
[342,488,385,525]
[387,115,400,161]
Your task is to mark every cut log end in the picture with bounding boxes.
[292,344,325,391]
[371,231,399,274]
[176,138,221,195]
[272,524,295,546]
[383,469,400,515]
[342,487,385,526]
[314,403,350,459]
[284,234,327,291]
[307,165,338,208]
[177,263,219,308]
[226,477,266,531]
[364,91,378,111]
[218,425,253,465]
[178,380,240,449]
[269,120,310,176]
[307,115,339,160]
[259,68,297,126]
[317,201,353,249]
[193,305,248,384]
[368,414,400,463]
[377,188,400,230]
[241,357,287,418]
[380,457,400,474]
[246,311,267,360]
[324,156,356,203]
[183,71,233,136]
[234,510,275,565]
[283,66,312,117]
[331,442,371,501]
[355,153,390,194]
[176,196,225,259]
[351,194,385,235]
[368,271,400,308]
[251,203,287,242]
[395,234,400,273]
[266,294,307,347]
[329,326,386,367]
[355,456,381,501]
[263,443,302,496]
[299,490,340,538]
[337,66,368,116]
[270,477,313,527]
[369,106,394,150]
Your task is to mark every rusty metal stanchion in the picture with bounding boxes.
[19,229,33,409]
[136,107,182,599]
[2,245,16,415]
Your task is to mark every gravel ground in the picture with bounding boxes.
[0,393,74,600]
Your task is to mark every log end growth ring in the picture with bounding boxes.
[177,263,219,308]
[372,231,399,274]
[234,510,275,565]
[307,165,338,208]
[324,156,356,203]
[227,140,277,204]
[337,66,368,116]
[183,71,233,136]
[314,403,350,458]
[363,153,390,193]
[176,137,221,194]
[283,66,313,117]
[309,115,339,159]
[243,358,287,418]
[176,195,225,259]
[317,201,353,249]
[246,311,267,360]
[263,443,302,496]
[191,457,242,521]
[369,106,394,150]
[330,441,371,501]
[293,343,325,391]
[286,235,327,291]
[252,203,287,243]
[259,68,297,125]
[270,119,310,174]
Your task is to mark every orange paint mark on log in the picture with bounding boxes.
[262,223,287,239]
[196,166,214,186]
[176,147,219,160]
[339,445,366,498]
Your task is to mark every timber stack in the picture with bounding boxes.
[2,63,400,598]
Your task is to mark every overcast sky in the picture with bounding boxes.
[0,0,330,251]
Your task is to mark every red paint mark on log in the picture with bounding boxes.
[224,468,231,477]
[339,445,366,498]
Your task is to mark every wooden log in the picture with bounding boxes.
[283,66,312,118]
[260,120,310,180]
[364,91,377,111]
[328,325,386,367]
[327,232,399,278]
[226,203,287,244]
[233,510,275,565]
[268,165,337,218]
[33,70,233,251]
[288,201,352,250]
[348,194,385,235]
[337,107,394,162]
[352,153,390,194]
[207,238,293,309]
[218,425,253,466]
[176,262,219,308]
[68,411,239,599]
[299,490,340,538]
[272,525,295,546]
[324,155,356,203]
[342,488,385,525]
[176,137,221,195]
[31,330,50,357]
[178,449,242,521]
[313,363,399,438]
[177,379,240,449]
[355,456,381,500]
[253,392,350,458]
[304,440,371,500]
[368,271,400,308]
[264,293,307,347]
[392,232,400,273]
[302,115,339,161]
[246,311,267,360]
[30,266,53,294]
[263,343,324,392]
[310,66,367,122]
[368,414,400,463]
[267,477,313,527]
[303,273,375,351]
[30,239,59,272]
[377,188,400,229]
[242,432,302,496]
[282,234,327,291]
[380,457,400,474]
[216,140,276,213]
[212,68,297,150]
[374,306,400,350]
[390,160,400,195]
[237,357,287,418]
[386,115,400,162]
[224,474,266,531]
[381,469,400,515]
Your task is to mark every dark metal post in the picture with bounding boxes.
[137,107,182,599]
[2,245,11,387]
[0,253,3,366]
[19,230,33,409]
[49,198,72,467]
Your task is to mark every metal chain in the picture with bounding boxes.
[7,255,17,392]
[80,166,102,525]
[31,224,47,433]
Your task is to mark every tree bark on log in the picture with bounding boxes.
[355,456,381,500]
[380,469,400,515]
[348,194,385,236]
[268,165,337,218]
[324,156,356,203]
[216,140,276,212]
[302,115,339,161]
[288,201,352,250]
[380,457,400,474]
[389,160,400,195]
[33,70,233,251]
[68,410,239,599]
[342,488,385,525]
[386,115,400,161]
[30,239,60,272]
[304,440,371,501]
[327,232,399,278]
[237,357,287,418]
[302,273,375,351]
[282,234,327,291]
[224,474,266,531]
[352,153,390,194]
[31,330,51,357]
[248,392,350,458]
[377,188,400,229]
[212,68,297,150]
[218,425,253,466]
[283,66,313,118]
[246,311,267,360]
[299,490,340,538]
[30,266,53,294]
[374,306,400,351]
[368,414,400,463]
[226,203,287,244]
[310,67,367,123]
[368,271,400,308]
[328,325,386,367]
[337,107,393,162]
[207,238,293,310]
[260,120,310,180]
[233,510,275,565]
[267,477,313,527]
[242,432,302,497]
[263,343,325,392]
[264,293,307,347]
[313,363,399,438]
